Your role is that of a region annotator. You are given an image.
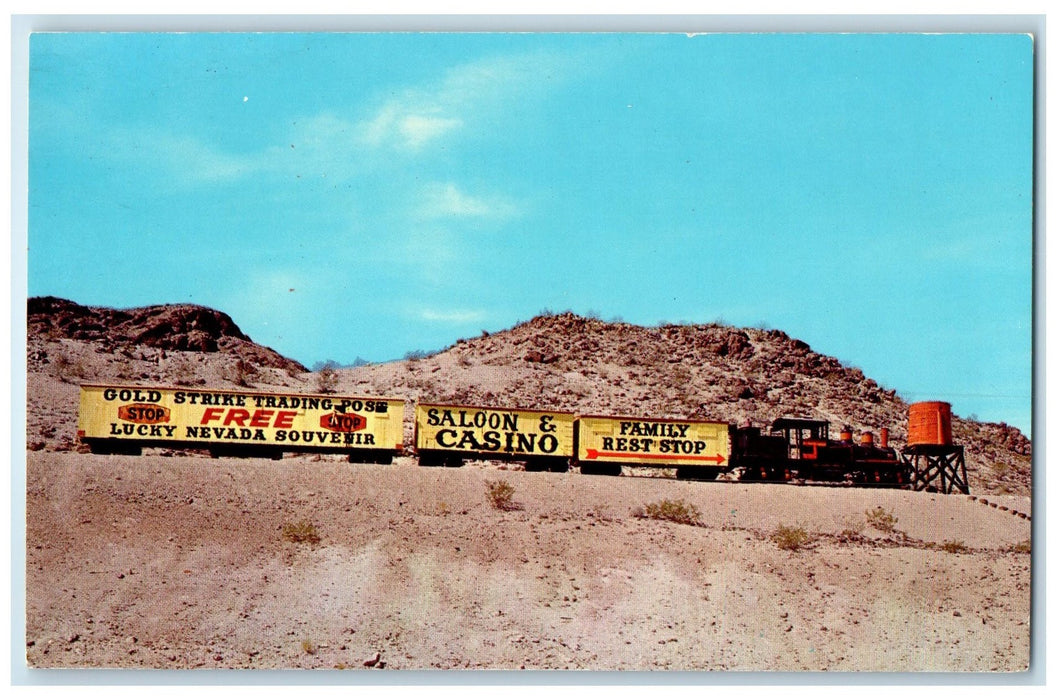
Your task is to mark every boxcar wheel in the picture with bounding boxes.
[580,463,603,476]
[582,463,622,477]
[418,451,445,467]
[88,439,141,456]
[677,467,719,481]
[87,440,111,455]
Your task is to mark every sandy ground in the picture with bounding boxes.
[25,451,1031,672]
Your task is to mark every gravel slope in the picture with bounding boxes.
[26,451,1031,671]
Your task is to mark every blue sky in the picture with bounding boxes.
[27,32,1034,433]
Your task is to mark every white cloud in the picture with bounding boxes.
[357,51,565,152]
[399,114,463,149]
[418,308,488,324]
[110,50,574,185]
[358,98,457,153]
[417,182,519,220]
[113,116,355,186]
[110,129,264,184]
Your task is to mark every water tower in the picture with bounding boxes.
[901,401,970,494]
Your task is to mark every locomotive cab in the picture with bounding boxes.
[768,417,843,480]
[770,418,830,460]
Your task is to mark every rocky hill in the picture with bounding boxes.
[27,296,305,371]
[24,301,1031,495]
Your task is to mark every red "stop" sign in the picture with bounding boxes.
[320,412,366,433]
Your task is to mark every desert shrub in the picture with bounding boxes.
[639,498,701,526]
[485,479,518,511]
[1011,539,1031,554]
[404,349,429,361]
[282,520,321,545]
[314,361,339,394]
[771,524,815,551]
[940,539,970,554]
[301,638,317,655]
[839,515,866,535]
[865,506,898,533]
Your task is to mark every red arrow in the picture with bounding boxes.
[584,449,725,464]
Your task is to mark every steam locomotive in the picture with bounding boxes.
[728,418,907,485]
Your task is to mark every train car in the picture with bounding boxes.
[77,384,405,462]
[414,402,576,471]
[575,414,732,478]
[75,383,921,489]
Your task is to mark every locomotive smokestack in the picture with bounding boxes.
[880,428,890,448]
[861,431,874,446]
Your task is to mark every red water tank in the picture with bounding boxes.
[907,401,953,446]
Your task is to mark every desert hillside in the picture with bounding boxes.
[23,298,1035,671]
[26,299,1031,496]
[28,296,305,371]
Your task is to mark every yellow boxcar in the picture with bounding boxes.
[414,402,575,470]
[576,414,731,478]
[77,384,405,461]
